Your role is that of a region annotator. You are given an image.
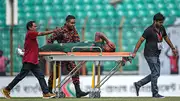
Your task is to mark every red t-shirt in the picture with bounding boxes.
[23,31,39,64]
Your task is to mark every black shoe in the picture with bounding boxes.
[153,94,165,98]
[76,91,90,98]
[134,82,140,96]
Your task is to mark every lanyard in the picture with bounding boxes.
[156,32,162,42]
[154,28,163,42]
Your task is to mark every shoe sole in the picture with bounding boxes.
[42,95,56,99]
[1,89,10,99]
[153,96,165,99]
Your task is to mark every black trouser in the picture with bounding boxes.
[6,62,49,94]
[48,61,80,93]
[136,56,160,96]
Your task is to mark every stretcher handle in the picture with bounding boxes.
[71,46,103,55]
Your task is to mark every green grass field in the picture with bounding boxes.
[0,97,180,101]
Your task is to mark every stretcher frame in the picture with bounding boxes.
[39,51,132,98]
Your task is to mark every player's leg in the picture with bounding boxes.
[31,64,56,98]
[48,62,54,93]
[1,62,31,99]
[66,61,89,98]
[148,57,164,98]
[134,57,152,96]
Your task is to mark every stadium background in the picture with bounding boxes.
[0,0,180,98]
[1,0,179,75]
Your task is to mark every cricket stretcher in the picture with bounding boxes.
[39,50,132,98]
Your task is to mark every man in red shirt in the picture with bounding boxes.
[47,15,89,98]
[1,21,57,99]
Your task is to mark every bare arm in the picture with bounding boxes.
[164,36,178,56]
[47,27,64,43]
[95,32,115,49]
[95,32,110,43]
[164,36,175,50]
[38,30,55,36]
[165,47,170,58]
[133,37,145,54]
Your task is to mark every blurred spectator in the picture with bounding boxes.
[165,46,179,74]
[0,50,10,76]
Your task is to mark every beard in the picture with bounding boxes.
[155,24,161,28]
[68,25,74,30]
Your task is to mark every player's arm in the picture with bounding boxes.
[38,27,61,36]
[47,27,63,43]
[95,32,109,42]
[133,36,145,53]
[38,30,55,36]
[165,46,170,58]
[162,26,177,56]
[95,32,115,49]
[164,36,175,50]
[132,28,149,57]
[164,36,177,56]
[132,36,145,57]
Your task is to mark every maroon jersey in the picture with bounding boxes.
[47,24,80,43]
[47,24,80,84]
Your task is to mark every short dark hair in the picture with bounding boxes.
[153,12,165,21]
[26,21,35,30]
[66,15,75,22]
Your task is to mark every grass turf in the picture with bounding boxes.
[0,97,180,101]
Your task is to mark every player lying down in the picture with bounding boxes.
[39,32,116,52]
[17,32,116,55]
[17,32,132,65]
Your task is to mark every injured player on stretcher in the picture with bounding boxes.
[17,32,116,55]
